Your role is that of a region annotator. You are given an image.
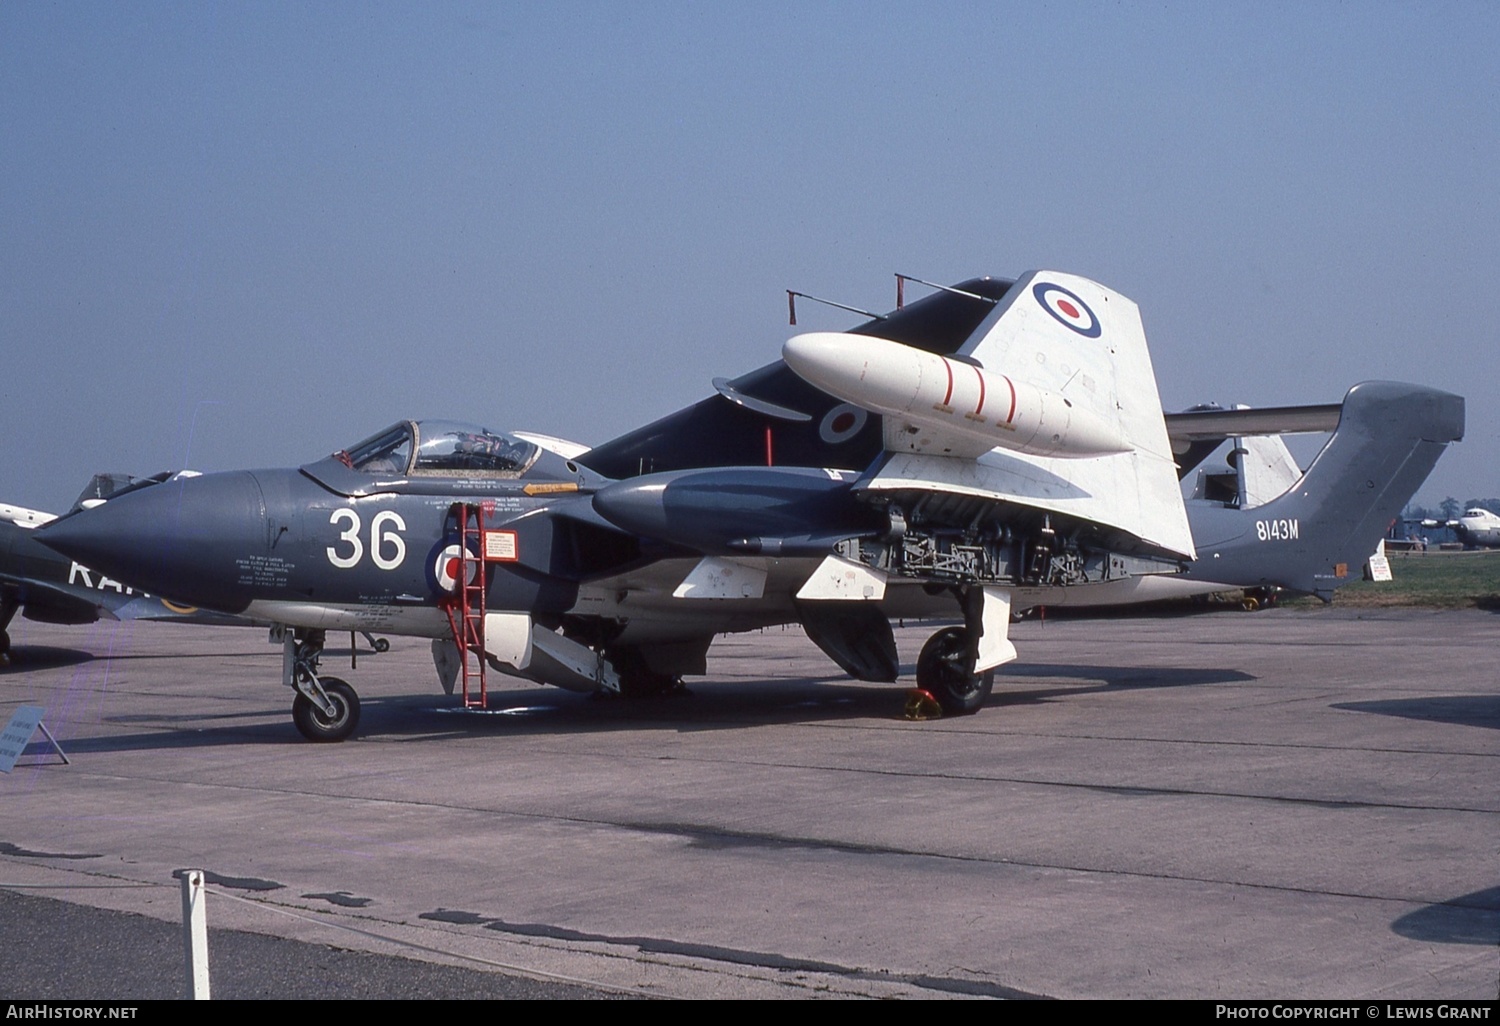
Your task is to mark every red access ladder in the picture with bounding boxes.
[441,502,488,709]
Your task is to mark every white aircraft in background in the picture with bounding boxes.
[1426,507,1500,549]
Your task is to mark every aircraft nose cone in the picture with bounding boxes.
[38,471,268,613]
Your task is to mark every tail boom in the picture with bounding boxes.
[1185,381,1464,598]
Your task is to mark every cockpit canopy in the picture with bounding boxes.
[340,421,540,477]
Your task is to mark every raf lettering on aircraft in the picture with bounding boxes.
[68,562,141,595]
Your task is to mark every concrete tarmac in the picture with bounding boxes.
[0,609,1496,999]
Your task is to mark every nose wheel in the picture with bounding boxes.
[291,676,361,742]
[916,626,994,716]
[281,628,363,742]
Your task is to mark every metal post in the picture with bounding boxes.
[179,869,210,1000]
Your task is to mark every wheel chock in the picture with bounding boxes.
[904,688,944,720]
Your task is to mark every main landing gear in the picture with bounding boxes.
[916,626,994,715]
[911,586,1014,717]
[281,628,362,742]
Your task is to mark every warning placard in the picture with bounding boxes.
[0,706,46,773]
[484,530,518,562]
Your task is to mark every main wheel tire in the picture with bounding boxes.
[372,638,390,653]
[291,677,361,742]
[916,626,994,716]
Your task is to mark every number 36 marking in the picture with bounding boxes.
[327,509,407,570]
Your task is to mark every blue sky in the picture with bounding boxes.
[3,1,1496,513]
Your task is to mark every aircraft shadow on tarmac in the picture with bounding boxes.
[1003,662,1257,689]
[2,645,286,672]
[0,646,96,673]
[351,681,947,742]
[24,718,296,755]
[26,659,1258,752]
[35,685,904,753]
[1391,885,1500,946]
[1330,696,1500,730]
[378,660,1256,739]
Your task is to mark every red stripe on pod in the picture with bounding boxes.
[941,358,954,406]
[1003,375,1017,424]
[972,364,986,416]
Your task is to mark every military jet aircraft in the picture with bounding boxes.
[37,271,1463,741]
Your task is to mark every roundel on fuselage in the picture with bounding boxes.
[433,543,476,594]
[819,403,868,444]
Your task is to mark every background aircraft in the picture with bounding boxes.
[1423,508,1500,549]
[37,272,1462,741]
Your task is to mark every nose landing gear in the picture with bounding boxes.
[281,628,362,742]
[292,677,360,741]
